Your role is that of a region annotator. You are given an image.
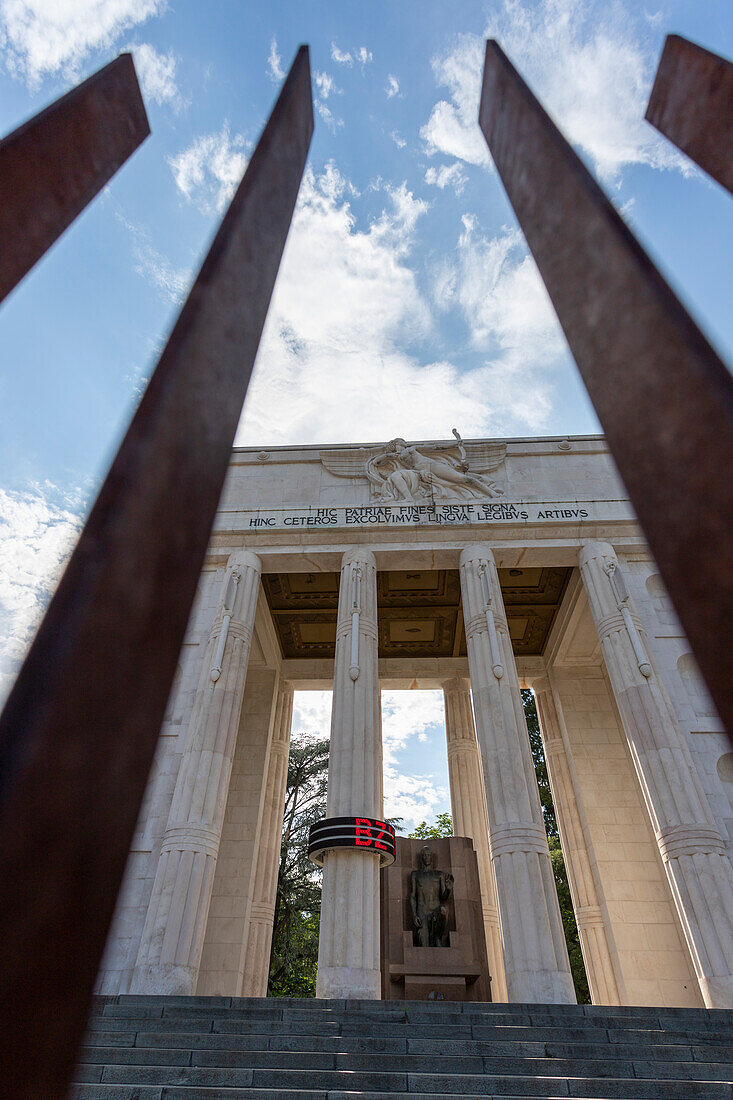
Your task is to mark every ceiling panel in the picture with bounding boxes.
[263,567,571,661]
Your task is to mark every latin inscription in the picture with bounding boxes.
[243,501,593,529]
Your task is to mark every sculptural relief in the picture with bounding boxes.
[410,844,454,948]
[320,430,506,503]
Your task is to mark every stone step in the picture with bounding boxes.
[85,1013,733,1046]
[74,1062,733,1097]
[97,999,732,1027]
[76,1045,733,1081]
[91,999,733,1028]
[70,1093,733,1100]
[77,996,733,1100]
[80,1032,733,1064]
[71,1093,733,1100]
[107,996,733,1021]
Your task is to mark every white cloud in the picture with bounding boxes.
[267,35,284,82]
[425,161,467,194]
[0,0,166,88]
[421,32,490,168]
[237,161,556,446]
[0,483,84,703]
[292,690,332,740]
[386,74,399,98]
[330,42,352,66]
[116,212,191,303]
[314,69,343,132]
[382,691,449,829]
[390,130,406,149]
[130,41,181,108]
[431,217,564,430]
[292,689,449,831]
[330,42,371,69]
[168,124,247,213]
[316,101,343,133]
[314,69,336,99]
[422,0,687,184]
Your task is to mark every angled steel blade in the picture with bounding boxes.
[0,45,312,1100]
[646,34,733,195]
[479,40,733,738]
[0,53,149,305]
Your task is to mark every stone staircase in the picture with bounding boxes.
[73,995,733,1099]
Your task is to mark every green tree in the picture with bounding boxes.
[522,689,590,1004]
[267,735,329,997]
[408,812,453,838]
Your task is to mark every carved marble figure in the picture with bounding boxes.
[410,844,454,948]
[320,430,506,503]
[366,431,504,502]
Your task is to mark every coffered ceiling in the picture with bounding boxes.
[262,567,571,661]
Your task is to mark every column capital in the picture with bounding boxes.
[341,546,377,569]
[459,542,496,570]
[526,671,551,696]
[578,540,616,570]
[442,674,471,695]
[227,549,262,573]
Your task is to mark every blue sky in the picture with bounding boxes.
[0,0,731,828]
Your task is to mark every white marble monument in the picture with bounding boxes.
[98,431,733,1008]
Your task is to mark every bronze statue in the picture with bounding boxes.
[410,844,454,947]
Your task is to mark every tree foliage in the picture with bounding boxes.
[408,812,453,839]
[522,689,590,1004]
[267,735,328,997]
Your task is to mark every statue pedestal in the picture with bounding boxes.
[380,837,491,1002]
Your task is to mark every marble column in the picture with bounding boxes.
[532,672,625,1005]
[316,547,383,999]
[443,676,508,1001]
[131,550,261,995]
[239,681,294,997]
[579,540,733,1009]
[460,545,575,1004]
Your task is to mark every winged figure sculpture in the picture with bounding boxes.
[320,430,506,502]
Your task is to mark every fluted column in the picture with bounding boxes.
[579,540,733,1008]
[131,551,262,995]
[316,547,383,999]
[531,672,625,1005]
[240,681,294,996]
[443,676,507,1001]
[460,545,575,1003]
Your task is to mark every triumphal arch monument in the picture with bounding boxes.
[97,430,733,1009]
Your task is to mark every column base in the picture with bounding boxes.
[129,963,198,997]
[698,975,733,1009]
[506,968,576,1004]
[316,966,381,1000]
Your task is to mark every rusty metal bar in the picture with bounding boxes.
[479,40,733,737]
[0,46,312,1099]
[0,53,149,305]
[646,34,733,195]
